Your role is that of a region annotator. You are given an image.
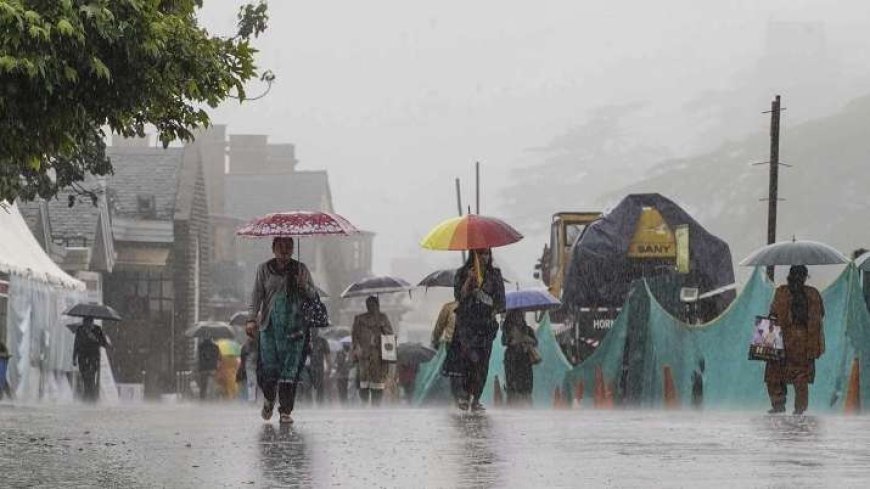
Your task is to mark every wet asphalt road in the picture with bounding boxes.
[2,402,870,488]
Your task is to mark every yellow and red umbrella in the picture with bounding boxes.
[421,214,523,286]
[420,214,523,251]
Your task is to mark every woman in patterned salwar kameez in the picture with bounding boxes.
[246,237,317,424]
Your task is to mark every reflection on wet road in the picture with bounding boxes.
[2,403,870,488]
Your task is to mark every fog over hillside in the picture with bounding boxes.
[595,94,870,286]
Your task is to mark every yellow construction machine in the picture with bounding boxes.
[534,212,602,299]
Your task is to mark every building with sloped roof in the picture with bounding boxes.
[21,139,211,397]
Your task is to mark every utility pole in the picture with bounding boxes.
[455,177,463,218]
[764,95,785,281]
[455,178,466,262]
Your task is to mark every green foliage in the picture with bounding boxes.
[0,0,270,202]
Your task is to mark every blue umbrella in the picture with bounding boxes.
[506,288,561,312]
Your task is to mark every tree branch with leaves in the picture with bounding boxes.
[0,0,271,203]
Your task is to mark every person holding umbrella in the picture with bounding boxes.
[765,265,825,415]
[197,337,220,400]
[741,239,844,414]
[351,295,394,406]
[501,311,539,407]
[420,214,521,411]
[246,237,317,424]
[72,317,111,402]
[443,249,506,411]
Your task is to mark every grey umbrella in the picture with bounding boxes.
[341,276,412,298]
[854,251,870,272]
[229,311,249,327]
[184,321,237,340]
[63,302,122,321]
[397,343,437,366]
[740,239,849,266]
[417,268,512,289]
[417,269,456,288]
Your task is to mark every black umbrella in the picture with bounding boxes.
[417,269,456,288]
[417,268,512,289]
[63,302,122,321]
[184,321,236,340]
[341,276,412,298]
[397,343,437,366]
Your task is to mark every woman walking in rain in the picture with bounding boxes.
[443,249,505,411]
[502,311,538,407]
[351,295,394,406]
[765,265,825,415]
[246,237,317,424]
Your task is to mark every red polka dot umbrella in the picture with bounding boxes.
[236,211,359,237]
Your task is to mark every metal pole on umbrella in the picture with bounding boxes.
[456,178,466,264]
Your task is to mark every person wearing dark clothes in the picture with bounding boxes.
[501,311,538,406]
[197,338,220,400]
[442,249,506,412]
[352,296,394,406]
[765,265,825,415]
[334,343,352,404]
[0,340,13,400]
[397,363,419,404]
[72,317,110,402]
[691,357,705,409]
[307,332,332,404]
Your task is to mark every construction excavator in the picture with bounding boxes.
[534,196,735,364]
[534,212,602,300]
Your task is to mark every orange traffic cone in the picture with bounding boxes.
[574,380,584,408]
[493,375,504,407]
[594,366,613,408]
[603,381,614,408]
[663,364,679,409]
[845,359,861,415]
[553,386,563,408]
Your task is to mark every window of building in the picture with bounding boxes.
[106,270,173,321]
[137,194,157,219]
[52,236,89,248]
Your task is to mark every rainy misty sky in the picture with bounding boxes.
[197,0,870,284]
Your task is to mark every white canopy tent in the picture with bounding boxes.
[0,202,84,290]
[1,202,99,401]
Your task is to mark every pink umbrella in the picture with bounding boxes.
[236,211,359,237]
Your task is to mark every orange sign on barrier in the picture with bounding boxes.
[663,364,679,409]
[845,358,861,415]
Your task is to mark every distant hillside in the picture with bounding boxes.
[598,94,870,283]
